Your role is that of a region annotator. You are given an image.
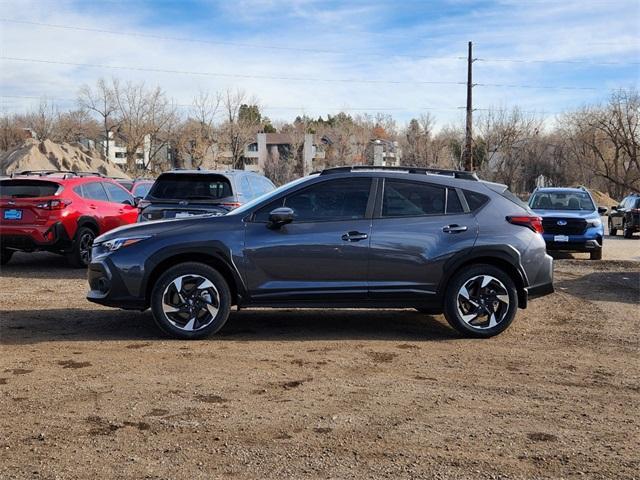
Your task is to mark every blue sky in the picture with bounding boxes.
[0,0,638,126]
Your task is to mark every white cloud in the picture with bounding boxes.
[0,0,637,127]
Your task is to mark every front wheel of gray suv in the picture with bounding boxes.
[150,262,231,339]
[443,264,518,338]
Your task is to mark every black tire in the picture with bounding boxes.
[150,262,231,340]
[623,221,633,239]
[590,248,602,260]
[66,226,95,268]
[443,264,518,338]
[608,219,617,236]
[1,249,14,266]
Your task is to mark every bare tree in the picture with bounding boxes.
[78,79,118,159]
[478,107,543,192]
[0,114,26,152]
[562,89,639,197]
[24,99,57,141]
[174,90,221,168]
[112,81,175,172]
[54,109,100,144]
[220,89,263,169]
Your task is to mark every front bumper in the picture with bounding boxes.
[542,226,603,252]
[86,255,147,310]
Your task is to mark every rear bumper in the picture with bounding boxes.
[0,222,72,252]
[521,252,554,307]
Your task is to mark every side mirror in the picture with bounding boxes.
[598,206,608,215]
[611,205,618,211]
[122,199,134,206]
[133,196,142,207]
[267,207,294,229]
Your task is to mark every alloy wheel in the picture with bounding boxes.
[79,232,94,265]
[162,274,220,332]
[456,275,510,330]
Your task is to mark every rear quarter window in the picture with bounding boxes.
[0,180,61,198]
[464,190,489,211]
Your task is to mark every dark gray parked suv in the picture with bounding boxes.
[87,166,554,339]
[137,169,275,221]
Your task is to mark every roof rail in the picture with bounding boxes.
[319,165,479,181]
[12,170,104,179]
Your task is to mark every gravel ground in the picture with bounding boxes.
[1,233,639,479]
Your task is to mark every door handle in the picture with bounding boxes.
[89,204,97,210]
[442,224,468,234]
[341,231,368,242]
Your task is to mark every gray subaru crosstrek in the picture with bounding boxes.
[87,166,554,339]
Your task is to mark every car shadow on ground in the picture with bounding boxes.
[0,252,86,280]
[556,271,640,305]
[0,308,459,345]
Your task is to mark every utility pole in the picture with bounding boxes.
[462,41,475,171]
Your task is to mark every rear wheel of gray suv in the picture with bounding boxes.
[623,221,633,238]
[150,262,231,339]
[443,264,518,338]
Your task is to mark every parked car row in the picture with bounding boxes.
[6,165,633,340]
[0,169,276,267]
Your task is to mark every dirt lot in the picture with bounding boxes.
[1,234,639,479]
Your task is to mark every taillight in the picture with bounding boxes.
[218,202,242,210]
[36,199,71,210]
[506,215,543,233]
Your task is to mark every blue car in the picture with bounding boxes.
[529,187,608,260]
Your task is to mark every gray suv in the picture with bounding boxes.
[87,166,554,339]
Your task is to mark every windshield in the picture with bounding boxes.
[148,174,232,201]
[529,191,595,211]
[228,175,316,216]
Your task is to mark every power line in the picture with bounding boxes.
[2,18,637,67]
[0,56,466,86]
[476,57,639,66]
[0,56,607,90]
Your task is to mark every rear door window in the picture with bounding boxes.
[253,176,276,196]
[382,180,445,217]
[0,180,60,198]
[103,182,134,204]
[132,183,152,198]
[238,176,254,200]
[81,182,110,202]
[446,188,464,214]
[149,174,232,201]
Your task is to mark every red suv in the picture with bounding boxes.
[0,171,138,267]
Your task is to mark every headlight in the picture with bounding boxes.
[587,218,602,228]
[102,236,150,251]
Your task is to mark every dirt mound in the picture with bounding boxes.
[0,139,129,178]
[588,189,618,209]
